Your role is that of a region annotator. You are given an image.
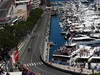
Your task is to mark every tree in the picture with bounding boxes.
[0,29,16,49]
[0,8,43,61]
[14,22,27,39]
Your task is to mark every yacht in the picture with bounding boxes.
[90,33,100,39]
[53,43,94,63]
[53,43,78,57]
[87,47,100,64]
[72,34,95,42]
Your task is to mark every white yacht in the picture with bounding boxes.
[90,33,100,39]
[72,35,95,41]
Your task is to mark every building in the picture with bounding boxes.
[15,4,28,21]
[0,0,16,26]
[16,0,41,9]
[15,0,32,21]
[0,0,34,26]
[15,0,41,21]
[0,0,41,26]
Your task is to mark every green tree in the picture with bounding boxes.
[0,8,43,60]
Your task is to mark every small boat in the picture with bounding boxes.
[90,33,100,39]
[53,43,78,57]
[59,22,63,28]
[72,35,95,42]
[60,31,67,35]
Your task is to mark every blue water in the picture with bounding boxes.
[49,16,66,61]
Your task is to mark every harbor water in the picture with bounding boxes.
[49,15,66,61]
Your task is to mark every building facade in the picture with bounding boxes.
[15,0,33,21]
